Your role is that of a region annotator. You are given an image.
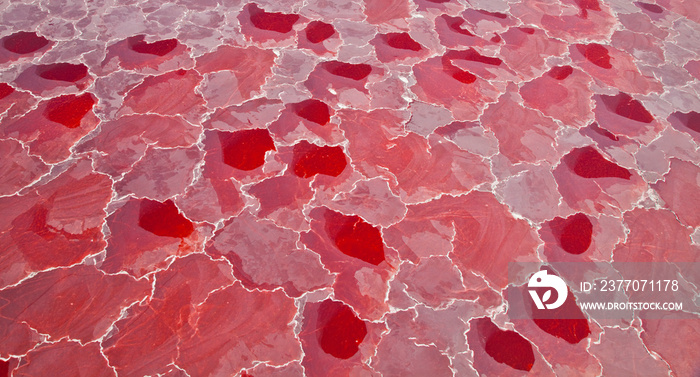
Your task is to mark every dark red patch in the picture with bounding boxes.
[323,61,373,80]
[36,63,89,82]
[27,205,52,239]
[383,32,422,51]
[477,318,535,371]
[0,359,8,377]
[44,93,96,129]
[636,2,664,13]
[531,291,591,344]
[128,36,178,56]
[485,331,535,371]
[670,111,700,133]
[249,4,300,33]
[568,146,632,180]
[575,0,601,11]
[305,21,335,43]
[463,49,502,65]
[323,210,386,265]
[442,54,477,84]
[316,299,368,359]
[477,9,509,19]
[426,0,451,3]
[519,27,536,34]
[574,0,601,17]
[446,49,502,65]
[2,31,50,54]
[451,70,477,83]
[602,93,654,123]
[293,99,331,125]
[219,128,276,171]
[576,44,613,69]
[550,213,593,255]
[435,121,469,137]
[589,123,620,141]
[686,113,700,132]
[444,16,475,36]
[292,141,347,178]
[138,199,194,238]
[533,317,590,344]
[0,83,14,100]
[547,65,574,80]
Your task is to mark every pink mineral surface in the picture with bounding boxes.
[0,0,698,375]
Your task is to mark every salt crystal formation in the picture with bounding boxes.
[0,0,699,375]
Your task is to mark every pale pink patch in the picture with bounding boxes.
[103,255,236,377]
[101,197,211,278]
[299,299,385,377]
[520,65,594,128]
[364,0,411,26]
[554,146,646,216]
[177,283,302,376]
[1,93,99,163]
[304,61,383,110]
[119,69,207,122]
[114,146,203,201]
[195,46,276,107]
[412,53,501,121]
[653,159,700,228]
[0,160,111,288]
[0,139,49,196]
[207,211,333,297]
[500,27,568,79]
[339,109,493,203]
[301,207,399,320]
[570,44,663,95]
[77,114,201,176]
[13,63,93,97]
[480,87,560,164]
[641,312,700,377]
[593,92,665,144]
[98,35,193,75]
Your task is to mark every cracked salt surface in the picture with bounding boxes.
[0,0,699,375]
